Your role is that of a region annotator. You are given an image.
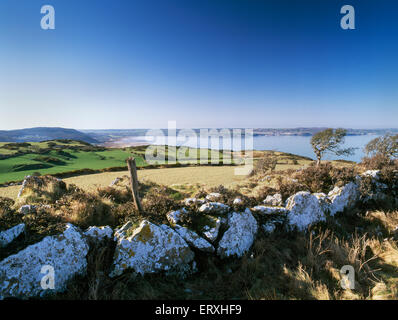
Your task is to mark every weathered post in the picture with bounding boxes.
[126,157,143,213]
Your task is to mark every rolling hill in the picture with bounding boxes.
[0,127,98,144]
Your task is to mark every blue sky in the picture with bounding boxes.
[0,0,397,130]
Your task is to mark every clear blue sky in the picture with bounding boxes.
[0,0,397,129]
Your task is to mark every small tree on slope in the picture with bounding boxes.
[311,128,355,166]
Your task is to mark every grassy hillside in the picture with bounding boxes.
[0,127,98,143]
[0,141,142,184]
[0,141,234,184]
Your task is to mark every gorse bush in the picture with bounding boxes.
[360,154,395,170]
[294,163,356,194]
[250,154,278,176]
[55,188,114,229]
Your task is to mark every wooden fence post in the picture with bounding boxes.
[126,157,143,213]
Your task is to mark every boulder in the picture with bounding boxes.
[313,193,330,213]
[263,193,282,206]
[173,225,215,253]
[110,220,195,277]
[199,202,230,215]
[84,226,113,241]
[0,223,25,248]
[184,198,205,206]
[362,170,380,179]
[328,182,359,216]
[217,209,258,258]
[200,216,222,242]
[206,193,222,202]
[233,198,243,205]
[0,224,89,299]
[166,208,187,225]
[286,191,325,231]
[251,206,288,215]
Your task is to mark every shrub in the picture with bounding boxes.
[360,154,395,171]
[141,185,180,224]
[97,186,131,204]
[17,175,67,204]
[250,155,278,176]
[294,163,356,194]
[276,176,307,202]
[55,189,114,229]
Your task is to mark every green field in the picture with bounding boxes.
[0,141,144,183]
[0,141,229,184]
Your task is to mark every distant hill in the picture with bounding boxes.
[0,127,98,144]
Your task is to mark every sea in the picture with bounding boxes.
[114,134,380,163]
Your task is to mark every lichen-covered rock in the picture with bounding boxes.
[184,198,205,206]
[166,208,187,225]
[362,170,380,179]
[200,216,222,242]
[199,202,230,215]
[263,193,282,206]
[110,220,195,277]
[173,225,214,253]
[328,182,359,216]
[313,193,331,213]
[286,191,325,231]
[0,223,89,299]
[251,206,288,215]
[217,209,258,258]
[84,226,113,241]
[206,193,222,202]
[0,223,25,248]
[19,205,37,215]
[233,198,243,205]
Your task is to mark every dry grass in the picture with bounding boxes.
[0,166,247,200]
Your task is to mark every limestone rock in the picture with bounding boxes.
[217,209,258,258]
[0,224,89,299]
[201,216,222,242]
[313,193,331,213]
[166,208,187,225]
[286,191,325,231]
[110,220,195,277]
[0,223,25,248]
[199,202,230,215]
[263,193,282,206]
[173,224,214,253]
[233,198,243,205]
[206,193,222,202]
[84,226,113,241]
[328,182,359,216]
[184,198,205,206]
[251,206,288,215]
